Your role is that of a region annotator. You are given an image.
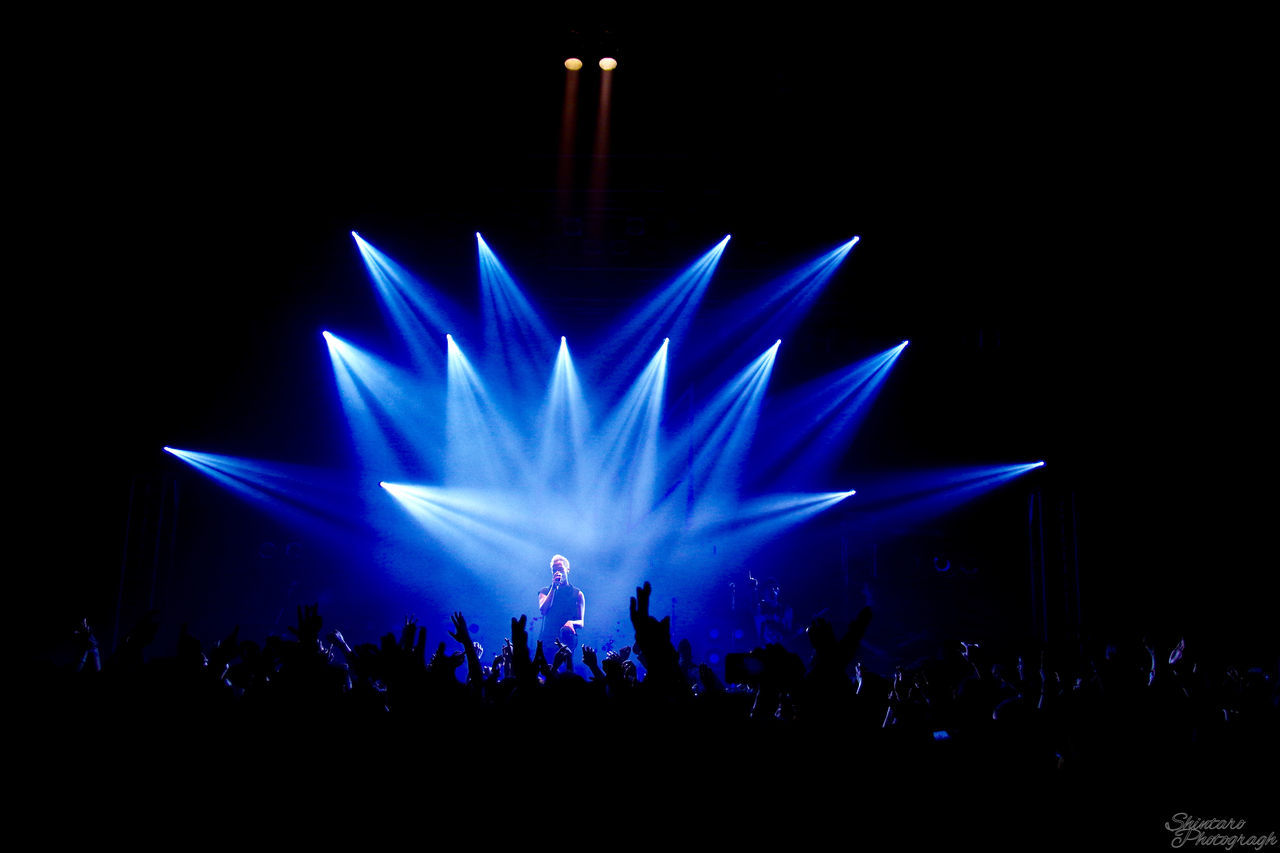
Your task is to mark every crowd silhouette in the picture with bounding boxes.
[26,577,1278,841]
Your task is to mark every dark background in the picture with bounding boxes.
[17,11,1272,661]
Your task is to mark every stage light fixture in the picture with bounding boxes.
[565,58,583,71]
[599,57,617,70]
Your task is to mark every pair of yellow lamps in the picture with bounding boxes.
[564,57,617,71]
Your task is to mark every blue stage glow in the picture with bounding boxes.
[754,341,908,488]
[672,343,779,521]
[353,233,460,371]
[164,448,364,536]
[381,481,539,564]
[539,334,590,489]
[445,333,535,490]
[592,235,729,382]
[697,490,857,538]
[847,463,1046,532]
[177,232,1048,652]
[477,233,555,394]
[683,237,858,373]
[594,340,668,516]
[324,330,440,479]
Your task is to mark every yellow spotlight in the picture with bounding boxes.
[599,57,617,71]
[564,57,583,71]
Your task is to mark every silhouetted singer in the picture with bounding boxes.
[537,553,585,650]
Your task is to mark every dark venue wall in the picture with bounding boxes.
[13,10,1274,840]
[22,11,1270,656]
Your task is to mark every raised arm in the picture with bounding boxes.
[566,590,585,632]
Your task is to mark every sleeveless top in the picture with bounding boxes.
[538,582,583,646]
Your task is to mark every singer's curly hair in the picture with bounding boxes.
[550,554,571,571]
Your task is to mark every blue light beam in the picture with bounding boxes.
[445,334,536,490]
[324,330,442,480]
[753,339,908,488]
[687,237,858,371]
[847,462,1045,533]
[669,341,780,521]
[353,232,461,371]
[380,482,544,576]
[164,448,365,535]
[538,336,591,489]
[477,233,556,392]
[696,490,857,538]
[593,235,729,382]
[593,338,669,522]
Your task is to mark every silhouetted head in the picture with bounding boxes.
[550,554,571,585]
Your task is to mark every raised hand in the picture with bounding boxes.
[401,615,419,652]
[327,628,352,655]
[629,582,678,684]
[698,663,725,694]
[412,625,427,669]
[552,642,574,672]
[533,641,551,678]
[505,615,535,683]
[426,642,464,673]
[449,612,484,684]
[838,607,872,663]
[209,624,241,670]
[288,604,323,647]
[806,616,837,652]
[73,618,97,653]
[629,582,652,631]
[449,612,472,647]
[74,618,100,672]
[511,615,529,657]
